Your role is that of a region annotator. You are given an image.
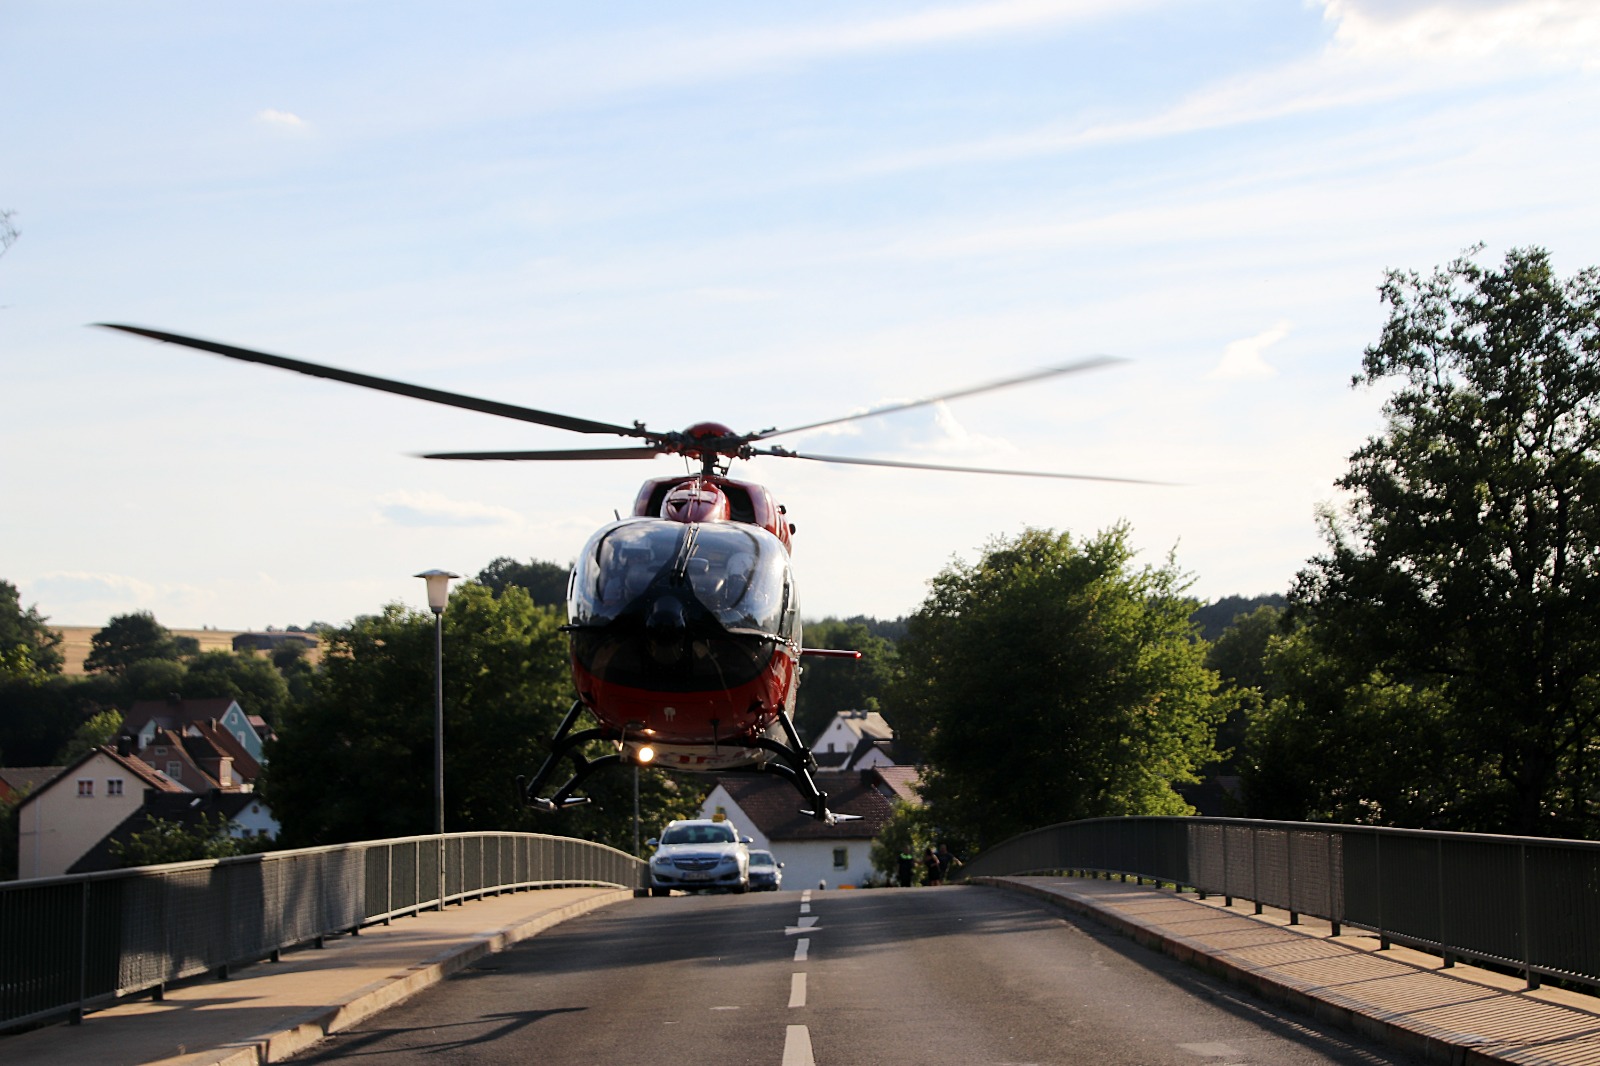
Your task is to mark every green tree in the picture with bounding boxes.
[0,580,64,676]
[1202,604,1285,776]
[84,612,186,675]
[868,799,934,885]
[475,558,571,609]
[262,584,697,849]
[888,526,1220,849]
[793,618,900,746]
[1296,246,1600,836]
[110,813,251,867]
[182,649,292,726]
[55,708,124,763]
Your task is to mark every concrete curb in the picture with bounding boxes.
[203,888,633,1066]
[973,876,1522,1066]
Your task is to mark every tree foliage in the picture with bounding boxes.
[84,612,188,675]
[888,526,1220,849]
[474,558,571,609]
[1288,246,1600,835]
[110,814,256,867]
[793,618,900,745]
[0,580,64,677]
[262,584,699,850]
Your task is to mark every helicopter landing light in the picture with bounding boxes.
[637,745,657,764]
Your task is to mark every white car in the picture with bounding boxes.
[647,818,752,896]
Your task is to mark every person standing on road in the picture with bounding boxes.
[922,846,943,886]
[936,843,962,881]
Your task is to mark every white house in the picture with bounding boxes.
[14,745,187,879]
[810,709,897,771]
[700,770,897,890]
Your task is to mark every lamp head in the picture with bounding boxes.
[414,569,460,613]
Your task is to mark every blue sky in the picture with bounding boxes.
[5,0,1599,629]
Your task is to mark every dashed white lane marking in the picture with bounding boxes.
[711,1005,740,1011]
[783,1024,816,1066]
[794,937,810,961]
[789,972,807,1008]
[785,916,821,935]
[800,902,811,914]
[801,890,812,903]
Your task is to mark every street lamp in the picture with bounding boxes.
[415,569,458,838]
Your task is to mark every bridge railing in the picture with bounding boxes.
[0,831,644,1032]
[962,816,1600,992]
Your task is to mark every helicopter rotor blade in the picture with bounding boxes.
[751,355,1125,441]
[97,324,650,439]
[419,446,668,461]
[755,447,1170,484]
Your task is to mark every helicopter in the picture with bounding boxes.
[101,324,1152,824]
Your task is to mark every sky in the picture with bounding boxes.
[5,0,1600,631]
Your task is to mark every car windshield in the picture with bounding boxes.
[749,852,774,867]
[660,823,736,845]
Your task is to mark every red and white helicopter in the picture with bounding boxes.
[103,324,1149,823]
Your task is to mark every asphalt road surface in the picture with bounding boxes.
[287,885,1424,1065]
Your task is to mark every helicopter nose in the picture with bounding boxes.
[646,596,688,664]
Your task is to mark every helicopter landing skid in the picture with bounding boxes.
[519,701,855,825]
[518,700,623,813]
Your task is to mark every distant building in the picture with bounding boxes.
[0,766,63,804]
[700,769,900,890]
[123,696,266,763]
[13,745,186,879]
[68,790,280,874]
[810,709,906,770]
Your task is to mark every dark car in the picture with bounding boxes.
[747,849,783,891]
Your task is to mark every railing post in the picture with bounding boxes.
[1252,826,1263,915]
[72,878,89,1025]
[1327,831,1340,937]
[1521,841,1538,990]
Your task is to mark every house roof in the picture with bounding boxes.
[872,766,924,805]
[14,745,188,811]
[68,789,265,873]
[0,766,64,801]
[141,728,226,791]
[815,709,893,746]
[716,771,896,841]
[123,696,247,736]
[181,720,263,783]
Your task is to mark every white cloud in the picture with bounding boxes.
[376,491,521,528]
[1320,0,1600,68]
[1211,322,1292,380]
[256,108,308,129]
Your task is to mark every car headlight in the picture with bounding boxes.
[652,855,672,866]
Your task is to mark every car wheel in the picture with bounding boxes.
[651,886,670,897]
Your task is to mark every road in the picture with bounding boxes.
[287,885,1423,1065]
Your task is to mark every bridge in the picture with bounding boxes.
[3,819,1599,1064]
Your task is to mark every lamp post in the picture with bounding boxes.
[415,570,458,838]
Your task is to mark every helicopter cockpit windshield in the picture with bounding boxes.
[570,518,796,638]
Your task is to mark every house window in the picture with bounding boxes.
[77,779,94,797]
[832,847,848,869]
[107,779,124,796]
[167,762,182,779]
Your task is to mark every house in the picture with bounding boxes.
[0,766,63,804]
[123,696,266,763]
[810,709,900,770]
[13,745,187,879]
[137,725,260,792]
[699,770,898,890]
[67,790,280,873]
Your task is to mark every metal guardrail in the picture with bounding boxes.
[962,816,1600,992]
[0,831,644,1031]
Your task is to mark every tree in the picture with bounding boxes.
[1203,604,1284,775]
[84,612,186,675]
[1295,246,1600,836]
[887,526,1220,849]
[793,618,900,745]
[262,584,698,849]
[0,580,64,676]
[475,558,571,609]
[182,649,292,726]
[55,708,124,764]
[110,814,252,867]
